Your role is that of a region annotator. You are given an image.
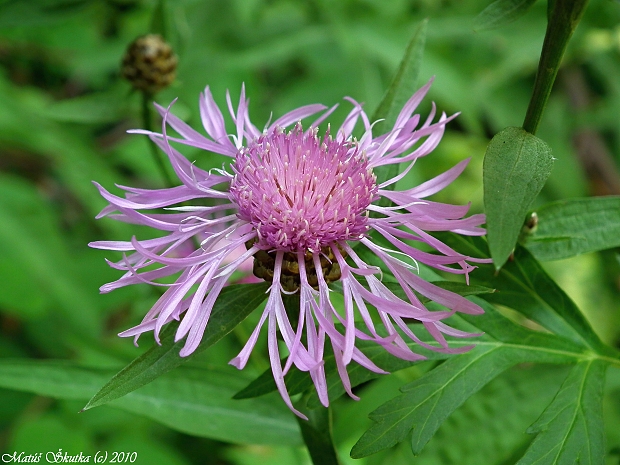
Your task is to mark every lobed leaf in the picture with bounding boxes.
[350,299,587,458]
[516,359,606,465]
[417,364,571,465]
[522,196,620,261]
[483,126,554,270]
[83,282,269,410]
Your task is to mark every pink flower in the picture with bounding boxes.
[90,79,488,418]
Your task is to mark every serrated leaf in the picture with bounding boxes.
[83,282,269,410]
[516,359,606,465]
[350,299,587,458]
[0,360,301,446]
[483,126,554,270]
[473,0,539,31]
[523,196,620,261]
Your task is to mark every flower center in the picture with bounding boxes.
[230,123,378,253]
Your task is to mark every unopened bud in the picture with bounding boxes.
[121,34,177,94]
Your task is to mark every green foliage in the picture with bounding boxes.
[479,245,611,354]
[42,90,128,124]
[350,299,590,458]
[372,19,428,133]
[1,0,620,464]
[347,232,620,462]
[0,174,103,336]
[295,398,340,465]
[523,197,620,261]
[473,0,539,31]
[233,282,494,403]
[371,18,427,207]
[414,364,571,465]
[84,282,269,410]
[483,127,554,270]
[516,360,606,465]
[0,360,301,446]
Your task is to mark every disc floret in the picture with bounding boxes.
[230,123,378,253]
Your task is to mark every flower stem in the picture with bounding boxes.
[295,399,341,465]
[522,0,589,135]
[141,91,175,187]
[282,293,341,464]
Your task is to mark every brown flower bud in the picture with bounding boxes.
[121,34,177,94]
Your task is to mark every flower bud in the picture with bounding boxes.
[121,34,177,94]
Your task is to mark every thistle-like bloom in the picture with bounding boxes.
[90,80,488,418]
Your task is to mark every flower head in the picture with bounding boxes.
[90,79,489,418]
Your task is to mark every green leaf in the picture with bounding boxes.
[234,368,282,400]
[372,18,427,132]
[83,282,269,410]
[483,127,554,270]
[391,281,496,302]
[0,359,301,446]
[523,196,620,261]
[41,91,125,124]
[478,245,610,355]
[371,18,427,192]
[417,364,571,465]
[473,0,539,31]
[516,359,606,465]
[433,233,615,356]
[350,299,587,458]
[0,360,103,401]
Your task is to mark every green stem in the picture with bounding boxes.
[522,0,589,135]
[141,91,175,187]
[281,293,340,465]
[295,399,341,465]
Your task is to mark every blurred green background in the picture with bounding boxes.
[1,0,620,464]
